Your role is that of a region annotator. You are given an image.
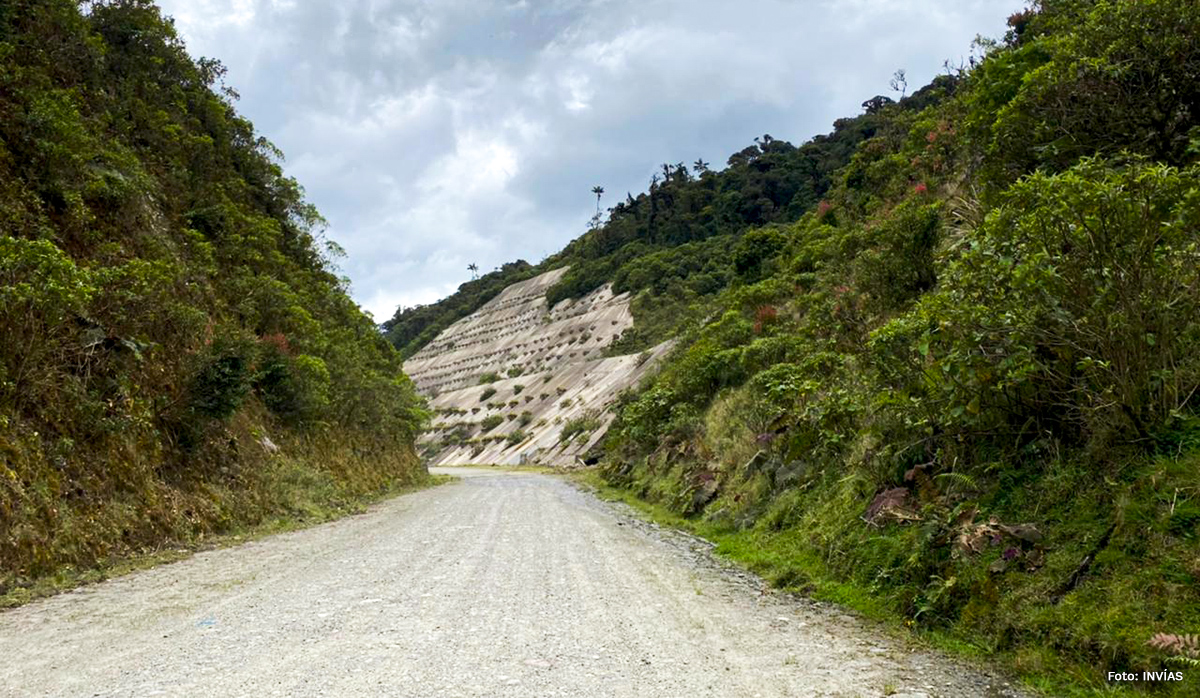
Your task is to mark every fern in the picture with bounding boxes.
[934,471,978,492]
[1148,633,1200,659]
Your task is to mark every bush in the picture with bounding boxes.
[480,415,503,432]
[977,0,1200,186]
[881,157,1200,451]
[187,337,253,421]
[256,347,331,426]
[560,410,602,444]
[479,387,497,402]
[732,226,787,279]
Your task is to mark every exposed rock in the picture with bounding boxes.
[259,436,280,454]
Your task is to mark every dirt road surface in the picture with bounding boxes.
[0,468,1026,697]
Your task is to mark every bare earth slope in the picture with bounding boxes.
[0,470,1025,697]
[404,268,671,467]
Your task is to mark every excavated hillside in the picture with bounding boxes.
[404,268,670,466]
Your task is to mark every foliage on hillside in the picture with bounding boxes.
[0,0,426,595]
[382,259,539,357]
[382,82,957,357]
[598,1,1200,694]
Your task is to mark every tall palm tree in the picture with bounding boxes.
[591,185,605,213]
[467,263,479,280]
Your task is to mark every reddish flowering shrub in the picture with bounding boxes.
[753,304,778,334]
[260,332,291,355]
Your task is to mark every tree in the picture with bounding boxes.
[591,185,605,213]
[693,158,710,174]
[889,68,908,98]
[862,95,895,114]
[467,263,479,280]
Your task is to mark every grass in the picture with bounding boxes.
[565,466,1200,698]
[0,472,453,609]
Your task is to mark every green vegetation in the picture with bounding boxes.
[382,260,538,357]
[479,415,504,432]
[477,372,501,385]
[1,474,452,608]
[559,411,602,445]
[591,2,1200,694]
[479,387,497,402]
[382,76,932,358]
[0,1,426,598]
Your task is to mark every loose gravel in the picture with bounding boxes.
[0,468,1028,697]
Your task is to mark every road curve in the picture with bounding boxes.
[0,468,1025,697]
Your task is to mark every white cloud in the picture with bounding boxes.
[157,0,1027,324]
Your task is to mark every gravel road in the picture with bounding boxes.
[0,468,1027,697]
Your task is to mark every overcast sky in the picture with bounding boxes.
[157,0,1025,321]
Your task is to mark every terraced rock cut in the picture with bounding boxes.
[404,268,670,466]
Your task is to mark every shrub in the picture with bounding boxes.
[480,415,503,432]
[187,337,254,421]
[887,157,1200,450]
[479,387,497,402]
[732,226,787,279]
[256,346,331,426]
[560,410,602,444]
[478,372,500,384]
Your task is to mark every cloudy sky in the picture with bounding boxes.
[157,0,1025,321]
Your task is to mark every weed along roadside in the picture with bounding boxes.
[566,469,1198,697]
[1,473,454,609]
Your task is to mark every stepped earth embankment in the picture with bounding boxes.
[404,268,669,466]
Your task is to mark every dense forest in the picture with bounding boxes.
[402,0,1200,694]
[0,0,427,599]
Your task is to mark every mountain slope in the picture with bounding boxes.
[596,2,1200,694]
[401,0,1200,693]
[0,0,426,598]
